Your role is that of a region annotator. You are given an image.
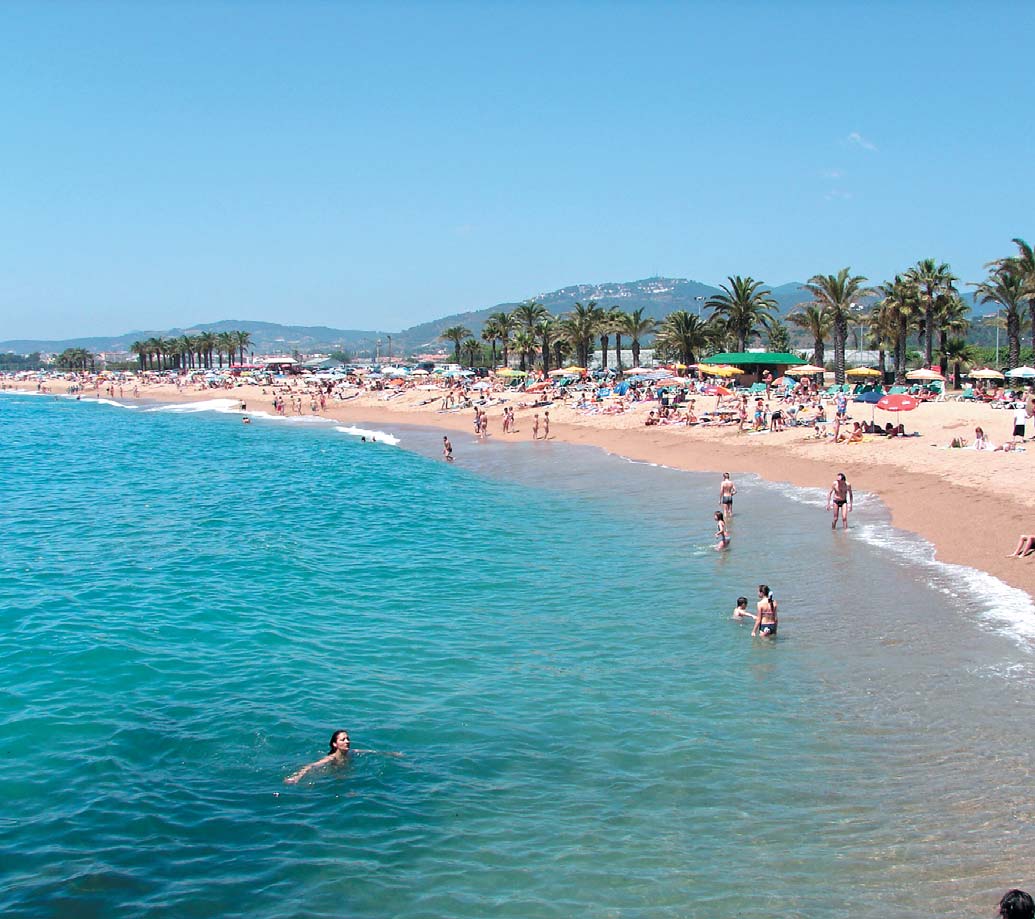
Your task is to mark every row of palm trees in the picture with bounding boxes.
[129,330,253,371]
[440,242,1030,385]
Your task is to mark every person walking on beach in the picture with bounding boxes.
[532,413,540,440]
[543,411,550,440]
[442,436,453,462]
[719,472,737,517]
[1012,402,1027,443]
[713,510,730,550]
[827,472,853,529]
[751,585,778,638]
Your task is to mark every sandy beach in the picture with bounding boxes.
[17,377,1035,599]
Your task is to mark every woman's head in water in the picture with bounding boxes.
[714,511,724,522]
[328,730,350,755]
[758,584,770,598]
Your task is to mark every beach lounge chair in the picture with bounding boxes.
[749,382,767,394]
[888,385,908,395]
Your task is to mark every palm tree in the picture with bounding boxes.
[943,338,978,389]
[705,276,777,352]
[905,259,957,366]
[989,239,1035,355]
[876,275,919,382]
[767,320,792,353]
[598,306,624,370]
[936,295,970,378]
[481,316,503,368]
[461,338,481,367]
[152,337,169,371]
[536,316,559,374]
[234,330,253,366]
[130,340,147,371]
[803,269,874,384]
[488,311,516,368]
[216,332,237,368]
[561,301,601,368]
[512,330,536,372]
[787,303,831,367]
[623,307,656,368]
[608,308,629,373]
[656,311,710,366]
[439,325,471,364]
[972,268,1026,369]
[512,300,547,339]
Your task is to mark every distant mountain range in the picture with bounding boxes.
[0,276,991,357]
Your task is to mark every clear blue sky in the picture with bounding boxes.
[2,0,1032,339]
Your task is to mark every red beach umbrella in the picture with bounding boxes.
[876,394,918,412]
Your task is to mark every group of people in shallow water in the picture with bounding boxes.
[731,585,779,638]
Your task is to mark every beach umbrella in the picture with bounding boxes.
[495,367,526,377]
[409,368,430,376]
[876,394,918,412]
[625,366,653,374]
[846,367,881,378]
[905,368,945,381]
[785,364,826,376]
[1005,366,1035,378]
[968,368,1004,380]
[706,365,743,378]
[854,390,883,404]
[548,368,570,377]
[560,365,586,374]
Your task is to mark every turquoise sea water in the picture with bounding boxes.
[2,392,1035,918]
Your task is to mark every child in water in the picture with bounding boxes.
[713,510,729,550]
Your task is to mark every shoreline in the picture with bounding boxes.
[12,379,1035,601]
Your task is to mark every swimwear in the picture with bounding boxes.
[834,498,847,507]
[722,496,733,505]
[759,623,777,636]
[1015,423,1026,437]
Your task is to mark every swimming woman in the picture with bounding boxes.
[713,510,730,551]
[284,729,400,784]
[751,584,778,638]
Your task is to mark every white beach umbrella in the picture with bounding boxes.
[969,368,1004,380]
[1005,366,1035,378]
[905,368,945,381]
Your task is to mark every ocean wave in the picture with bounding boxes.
[335,425,401,446]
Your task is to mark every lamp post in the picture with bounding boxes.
[387,335,392,360]
[695,296,704,318]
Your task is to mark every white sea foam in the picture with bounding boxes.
[70,396,137,409]
[146,398,246,414]
[335,425,401,446]
[762,477,1035,648]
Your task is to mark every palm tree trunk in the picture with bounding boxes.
[600,335,608,369]
[833,314,848,384]
[924,305,934,366]
[813,337,824,367]
[502,342,509,368]
[615,333,623,373]
[632,339,641,367]
[1029,301,1035,358]
[541,334,551,374]
[895,315,907,382]
[1008,312,1021,368]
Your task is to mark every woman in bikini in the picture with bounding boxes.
[752,585,778,638]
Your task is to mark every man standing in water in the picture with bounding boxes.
[719,472,737,517]
[442,436,454,462]
[826,472,853,529]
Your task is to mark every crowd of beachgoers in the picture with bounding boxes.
[7,362,1035,597]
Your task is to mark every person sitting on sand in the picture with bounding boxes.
[974,426,989,450]
[285,729,401,784]
[644,410,659,426]
[847,422,865,443]
[1007,535,1035,558]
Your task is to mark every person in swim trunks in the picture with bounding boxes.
[719,472,737,517]
[826,472,853,529]
[751,584,778,638]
